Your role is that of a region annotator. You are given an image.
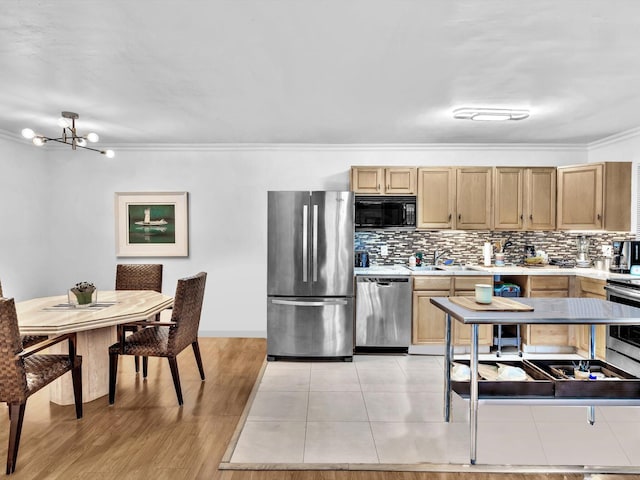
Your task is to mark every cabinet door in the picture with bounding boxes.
[576,277,607,359]
[351,167,383,194]
[528,288,569,345]
[557,164,603,230]
[525,168,556,230]
[456,167,493,229]
[417,167,455,229]
[494,167,524,230]
[412,290,449,344]
[452,291,492,345]
[385,168,417,195]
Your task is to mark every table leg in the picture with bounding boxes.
[588,324,596,425]
[48,326,117,405]
[444,313,452,422]
[470,323,479,465]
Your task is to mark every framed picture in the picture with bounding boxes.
[115,192,189,257]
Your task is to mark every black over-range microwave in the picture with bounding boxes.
[355,196,416,229]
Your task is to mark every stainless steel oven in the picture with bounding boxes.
[605,278,640,376]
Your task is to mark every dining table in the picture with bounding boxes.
[16,290,173,405]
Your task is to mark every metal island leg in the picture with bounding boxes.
[588,324,596,425]
[469,323,479,464]
[444,313,452,422]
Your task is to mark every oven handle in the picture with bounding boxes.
[605,284,640,302]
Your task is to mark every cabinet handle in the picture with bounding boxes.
[530,214,533,220]
[597,213,602,220]
[377,184,381,191]
[520,214,524,221]
[387,184,390,190]
[458,214,461,221]
[448,213,452,221]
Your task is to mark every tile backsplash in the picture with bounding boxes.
[355,230,636,266]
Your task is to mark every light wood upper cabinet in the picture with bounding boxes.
[456,167,493,230]
[493,168,524,230]
[557,162,630,231]
[350,167,416,195]
[525,168,556,230]
[494,167,556,231]
[417,167,455,229]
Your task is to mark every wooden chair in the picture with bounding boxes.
[0,281,47,349]
[109,272,207,406]
[0,298,82,474]
[115,264,163,373]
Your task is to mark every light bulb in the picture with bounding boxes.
[57,117,71,128]
[86,132,99,143]
[104,149,115,158]
[76,138,87,147]
[21,128,35,139]
[32,136,46,146]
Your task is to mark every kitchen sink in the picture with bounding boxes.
[408,265,481,271]
[407,265,441,271]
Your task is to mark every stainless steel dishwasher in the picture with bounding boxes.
[355,276,412,352]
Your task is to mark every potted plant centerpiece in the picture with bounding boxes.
[69,281,97,307]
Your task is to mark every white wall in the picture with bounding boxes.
[1,142,586,336]
[0,137,50,300]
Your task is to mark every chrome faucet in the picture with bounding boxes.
[433,249,450,265]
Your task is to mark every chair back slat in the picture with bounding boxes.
[115,264,163,292]
[168,272,207,353]
[0,298,28,403]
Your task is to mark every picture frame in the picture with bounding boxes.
[115,191,189,257]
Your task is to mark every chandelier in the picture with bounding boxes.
[21,111,115,157]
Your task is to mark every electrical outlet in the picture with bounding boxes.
[602,245,612,257]
[380,244,389,256]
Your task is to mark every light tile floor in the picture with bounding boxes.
[229,353,640,467]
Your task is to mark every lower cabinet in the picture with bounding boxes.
[412,275,492,347]
[502,275,573,351]
[573,277,607,359]
[452,276,493,345]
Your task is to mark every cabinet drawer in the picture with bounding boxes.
[530,275,570,291]
[413,276,451,291]
[530,290,569,298]
[453,276,493,291]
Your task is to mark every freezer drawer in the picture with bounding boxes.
[267,296,354,359]
[355,276,412,348]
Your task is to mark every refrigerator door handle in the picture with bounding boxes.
[271,298,348,307]
[312,204,318,282]
[302,204,308,282]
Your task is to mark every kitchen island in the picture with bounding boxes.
[430,296,640,465]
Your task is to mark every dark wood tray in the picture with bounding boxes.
[525,359,640,398]
[451,360,554,398]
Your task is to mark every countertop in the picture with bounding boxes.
[354,264,636,281]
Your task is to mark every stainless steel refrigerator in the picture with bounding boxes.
[267,191,354,360]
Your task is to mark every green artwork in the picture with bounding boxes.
[127,204,176,244]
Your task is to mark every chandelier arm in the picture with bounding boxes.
[44,137,108,155]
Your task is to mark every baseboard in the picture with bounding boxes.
[198,330,266,338]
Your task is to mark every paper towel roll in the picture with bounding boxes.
[483,242,492,266]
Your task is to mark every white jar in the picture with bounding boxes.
[409,255,417,267]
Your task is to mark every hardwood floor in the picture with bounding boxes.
[0,337,634,480]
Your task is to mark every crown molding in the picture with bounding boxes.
[588,126,640,150]
[0,128,586,152]
[52,142,587,152]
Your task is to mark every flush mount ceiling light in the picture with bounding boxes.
[21,111,115,157]
[453,108,530,122]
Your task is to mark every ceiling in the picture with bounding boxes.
[2,0,640,147]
